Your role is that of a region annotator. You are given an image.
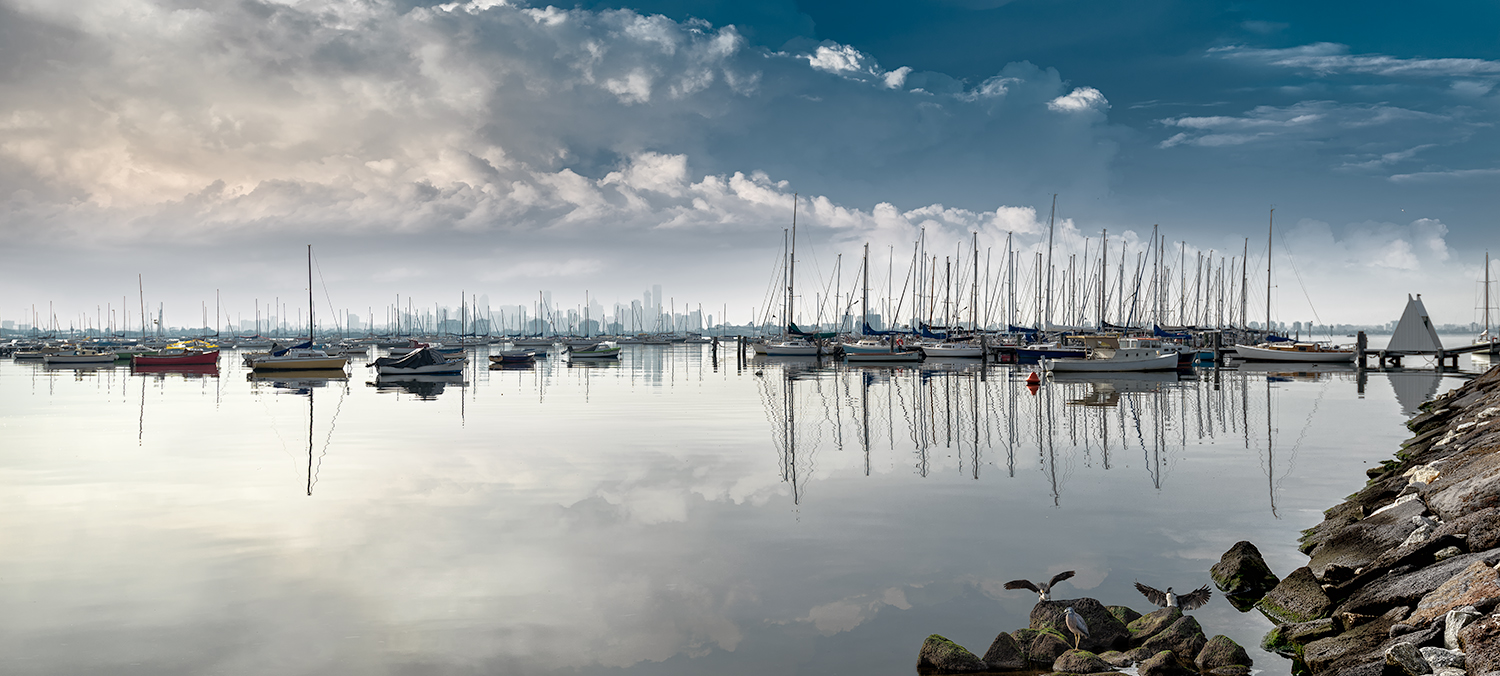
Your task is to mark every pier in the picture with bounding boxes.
[1353,294,1499,370]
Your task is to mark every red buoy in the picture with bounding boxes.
[1025,371,1040,384]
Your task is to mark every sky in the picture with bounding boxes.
[2,0,1498,330]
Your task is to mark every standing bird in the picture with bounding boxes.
[1063,606,1089,650]
[1003,570,1076,601]
[1134,582,1212,610]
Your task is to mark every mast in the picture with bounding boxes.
[1100,229,1107,328]
[1240,238,1249,330]
[862,243,870,336]
[307,244,314,342]
[788,193,798,333]
[1486,252,1493,342]
[972,232,979,332]
[1266,209,1274,339]
[1043,194,1057,329]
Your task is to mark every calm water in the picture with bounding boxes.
[0,342,1481,675]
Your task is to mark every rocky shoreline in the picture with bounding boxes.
[916,367,1500,676]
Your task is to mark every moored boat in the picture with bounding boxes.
[568,342,622,359]
[133,349,220,366]
[369,346,465,375]
[1231,342,1355,363]
[43,350,118,365]
[845,350,924,363]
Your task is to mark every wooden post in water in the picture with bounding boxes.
[1356,331,1367,370]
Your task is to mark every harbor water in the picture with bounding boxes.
[0,341,1485,674]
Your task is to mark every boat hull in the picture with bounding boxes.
[1044,352,1180,372]
[920,345,983,358]
[43,352,117,364]
[1232,344,1355,363]
[845,351,924,363]
[250,357,350,371]
[133,350,220,366]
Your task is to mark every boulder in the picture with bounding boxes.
[1194,634,1252,672]
[1121,646,1156,663]
[1445,606,1482,649]
[1010,627,1039,660]
[1425,447,1500,520]
[1127,607,1182,644]
[916,634,988,673]
[1431,667,1465,676]
[1306,497,1427,580]
[980,631,1025,671]
[1303,606,1409,675]
[1107,605,1141,626]
[1419,646,1465,670]
[1097,650,1132,668]
[1409,560,1500,625]
[1052,649,1113,673]
[1204,667,1252,676]
[1299,500,1366,555]
[1136,649,1193,676]
[1336,548,1500,617]
[1028,631,1071,666]
[1458,613,1500,674]
[1259,625,1297,658]
[1139,615,1207,664]
[1257,567,1334,624]
[1210,541,1280,601]
[1030,597,1131,653]
[1281,617,1339,646]
[1384,641,1433,675]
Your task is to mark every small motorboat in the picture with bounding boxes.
[568,342,622,359]
[845,350,924,363]
[489,350,537,364]
[43,349,118,365]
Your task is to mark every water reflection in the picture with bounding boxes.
[369,373,466,399]
[752,360,1372,516]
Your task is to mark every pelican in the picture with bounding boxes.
[1063,606,1089,649]
[1134,582,1212,610]
[1003,570,1075,601]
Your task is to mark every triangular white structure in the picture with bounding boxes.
[1388,294,1444,353]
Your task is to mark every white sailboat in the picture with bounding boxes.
[249,246,351,372]
[1232,209,1354,363]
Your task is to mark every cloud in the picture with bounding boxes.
[1389,168,1500,183]
[1213,43,1500,79]
[1157,100,1460,152]
[1047,87,1109,113]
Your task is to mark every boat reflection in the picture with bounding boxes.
[751,361,1366,513]
[246,369,349,390]
[368,373,466,399]
[132,363,220,379]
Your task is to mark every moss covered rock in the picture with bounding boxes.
[1030,597,1131,653]
[1210,540,1280,602]
[979,631,1025,671]
[1139,615,1208,664]
[1137,649,1194,676]
[1053,648,1114,673]
[1028,630,1071,666]
[1195,634,1252,672]
[916,634,988,673]
[1127,607,1182,644]
[1256,566,1333,624]
[1107,605,1142,626]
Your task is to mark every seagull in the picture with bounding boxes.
[1064,606,1089,650]
[1003,570,1076,601]
[1134,582,1212,610]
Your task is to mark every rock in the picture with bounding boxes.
[1030,598,1131,653]
[1028,631,1071,666]
[1425,447,1500,520]
[916,634,989,673]
[1127,607,1182,644]
[1204,667,1252,676]
[1259,625,1298,658]
[1385,642,1433,675]
[1210,540,1281,601]
[1434,546,1462,561]
[1409,560,1500,625]
[1053,649,1113,673]
[980,631,1025,671]
[1097,650,1132,667]
[1419,646,1465,670]
[1139,615,1207,664]
[1010,627,1039,658]
[1307,497,1428,580]
[1337,548,1500,617]
[1458,614,1500,673]
[1136,649,1193,676]
[1257,566,1334,624]
[1446,606,1482,649]
[1304,606,1410,675]
[1194,634,1252,672]
[1431,667,1465,676]
[1106,605,1141,626]
[1300,501,1366,555]
[1283,617,1340,645]
[1121,646,1156,663]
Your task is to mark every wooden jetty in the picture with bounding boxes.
[1356,294,1499,369]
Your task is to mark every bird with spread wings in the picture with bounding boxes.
[1003,570,1076,601]
[1134,582,1212,610]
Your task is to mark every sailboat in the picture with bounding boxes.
[1473,252,1497,367]
[1232,210,1354,363]
[248,246,351,371]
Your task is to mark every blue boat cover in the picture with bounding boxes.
[271,341,312,357]
[1153,325,1193,339]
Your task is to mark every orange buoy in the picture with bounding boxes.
[1025,371,1040,384]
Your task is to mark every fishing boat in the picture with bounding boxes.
[369,347,466,375]
[568,342,622,359]
[1043,339,1180,372]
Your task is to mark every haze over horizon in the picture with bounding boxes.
[3,0,1498,330]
